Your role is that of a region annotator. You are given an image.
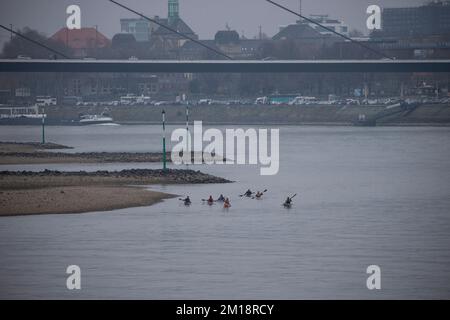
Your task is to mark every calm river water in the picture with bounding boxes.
[0,124,449,299]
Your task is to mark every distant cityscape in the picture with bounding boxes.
[0,0,449,105]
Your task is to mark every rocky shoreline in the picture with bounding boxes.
[0,142,225,164]
[0,142,72,150]
[0,169,231,190]
[0,141,72,153]
[0,151,172,164]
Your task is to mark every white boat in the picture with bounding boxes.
[79,109,114,125]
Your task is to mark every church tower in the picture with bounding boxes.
[168,0,179,23]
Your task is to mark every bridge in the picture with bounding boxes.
[1,59,450,73]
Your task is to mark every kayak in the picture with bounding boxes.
[224,202,231,208]
[207,200,214,206]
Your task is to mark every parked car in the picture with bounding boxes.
[198,99,212,105]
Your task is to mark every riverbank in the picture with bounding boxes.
[0,169,231,216]
[25,103,450,126]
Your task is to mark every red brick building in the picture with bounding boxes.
[51,27,110,58]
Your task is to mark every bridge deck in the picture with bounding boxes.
[1,59,449,73]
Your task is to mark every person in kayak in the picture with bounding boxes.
[207,195,214,204]
[183,196,191,205]
[217,194,225,202]
[224,198,231,208]
[244,189,253,197]
[284,196,292,206]
[283,194,297,207]
[255,191,263,199]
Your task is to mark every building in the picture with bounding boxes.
[273,22,327,41]
[180,30,266,60]
[62,73,161,98]
[120,18,159,42]
[51,27,110,58]
[373,1,450,38]
[168,0,179,24]
[112,33,137,48]
[306,14,349,37]
[150,0,198,58]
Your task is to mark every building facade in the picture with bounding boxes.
[374,1,450,38]
[120,18,157,42]
[150,0,198,58]
[306,14,349,37]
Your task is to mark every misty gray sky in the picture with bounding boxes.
[0,0,426,47]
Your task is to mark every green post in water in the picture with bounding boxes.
[41,107,45,144]
[162,110,167,171]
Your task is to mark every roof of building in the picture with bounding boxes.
[120,17,151,23]
[152,17,196,37]
[51,27,110,49]
[214,30,240,44]
[272,23,328,41]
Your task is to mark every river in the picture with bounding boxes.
[0,124,449,299]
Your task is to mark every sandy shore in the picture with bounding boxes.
[0,186,175,217]
[0,169,230,216]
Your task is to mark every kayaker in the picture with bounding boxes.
[283,196,292,207]
[217,194,225,202]
[255,191,263,198]
[244,189,253,197]
[207,195,214,204]
[224,198,231,208]
[183,196,191,205]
